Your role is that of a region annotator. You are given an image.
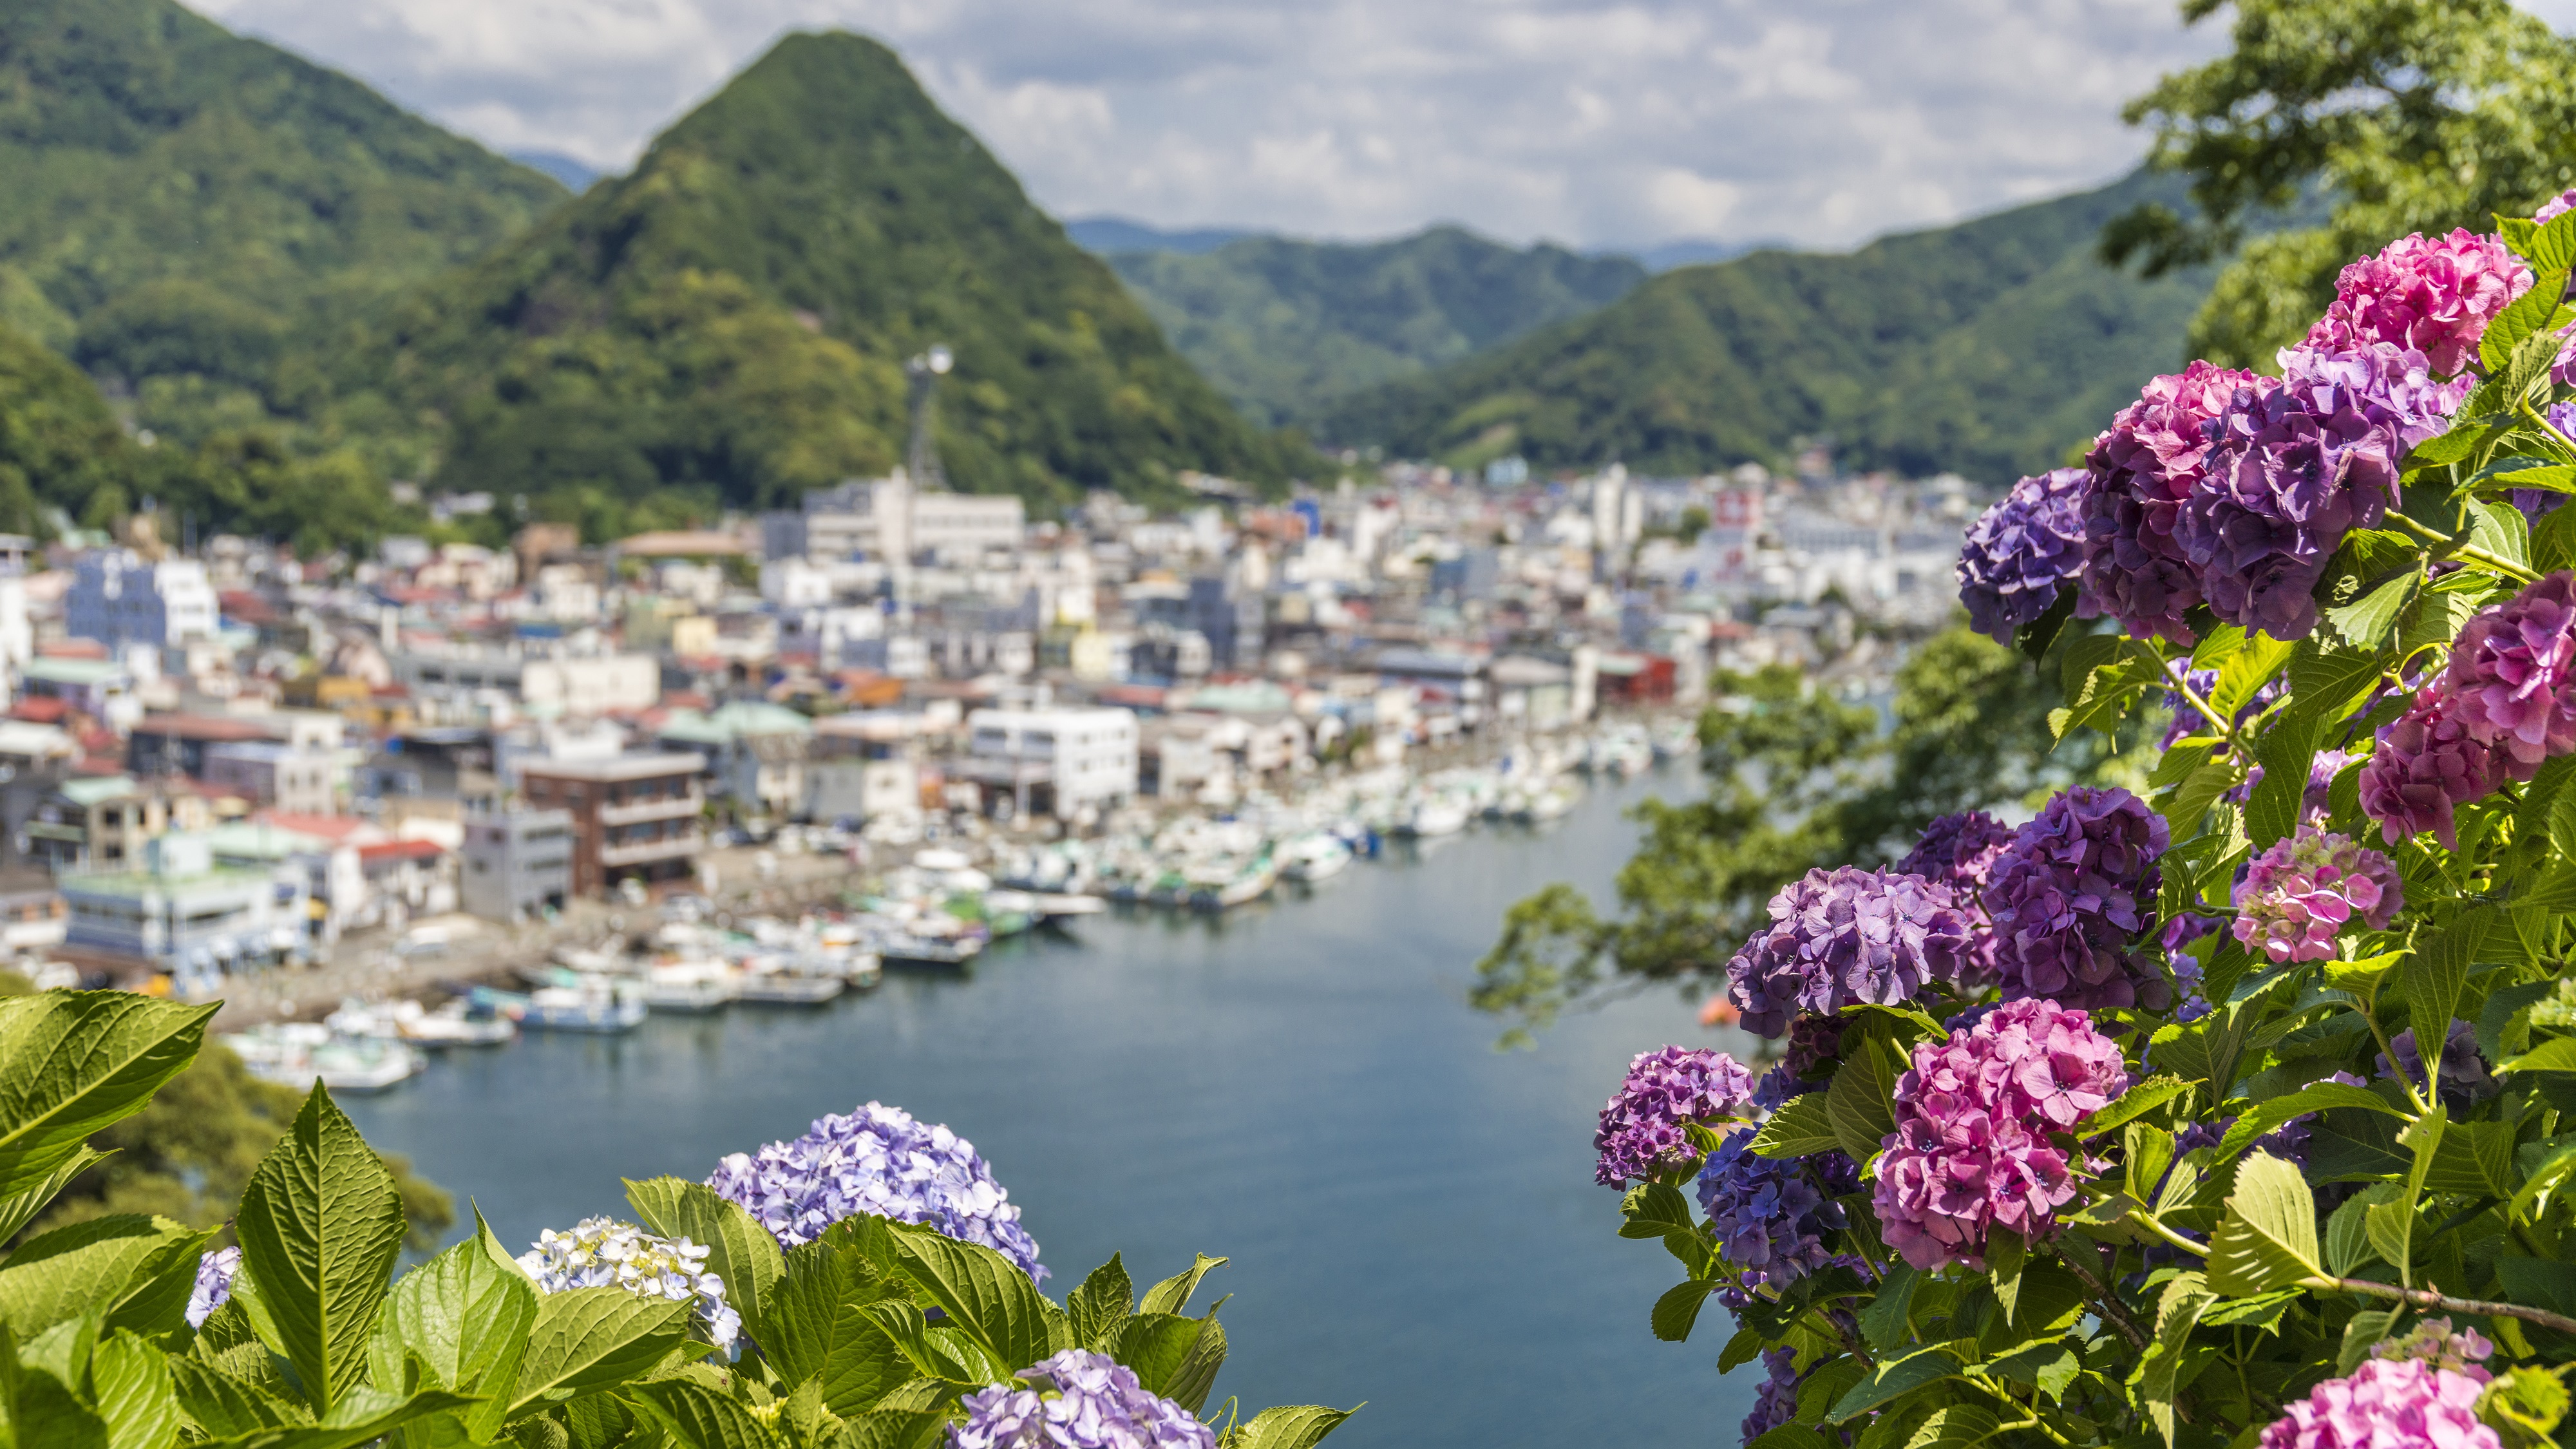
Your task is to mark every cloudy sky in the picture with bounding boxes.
[182,0,2576,254]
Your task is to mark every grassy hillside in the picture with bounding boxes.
[1318,172,2215,483]
[342,32,1309,526]
[0,0,566,451]
[1109,228,1645,429]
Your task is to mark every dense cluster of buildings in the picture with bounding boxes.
[0,451,1973,989]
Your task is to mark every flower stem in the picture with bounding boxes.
[2143,640,2242,753]
[2386,510,2541,584]
[2520,397,2576,458]
[2125,1211,2210,1258]
[2300,1274,2576,1335]
[2056,1238,2152,1351]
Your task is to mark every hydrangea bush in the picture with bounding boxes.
[0,990,1356,1449]
[1601,200,2576,1449]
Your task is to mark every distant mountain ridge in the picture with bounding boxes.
[1065,218,1253,256]
[1106,228,1647,430]
[1318,171,2214,484]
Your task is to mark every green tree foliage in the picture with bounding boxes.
[0,321,126,535]
[21,1043,452,1253]
[1108,227,1645,428]
[2103,0,2576,367]
[344,33,1313,524]
[1318,172,2216,482]
[1473,625,2143,1038]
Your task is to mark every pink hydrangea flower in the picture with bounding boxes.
[2442,571,2576,770]
[2078,362,2258,643]
[2231,826,2405,963]
[1593,1046,1757,1186]
[2257,1357,2498,1449]
[2371,1317,2494,1374]
[2539,189,2576,225]
[2305,230,2532,377]
[1870,999,2129,1271]
[2358,687,2507,849]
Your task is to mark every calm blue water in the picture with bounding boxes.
[343,768,1753,1446]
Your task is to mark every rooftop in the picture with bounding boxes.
[519,751,708,783]
[24,658,127,687]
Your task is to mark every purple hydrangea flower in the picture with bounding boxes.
[1871,999,2130,1271]
[2079,362,2257,643]
[2304,230,2532,377]
[708,1102,1047,1283]
[2372,1318,2496,1374]
[1980,786,2171,1010]
[1958,468,2090,643]
[1743,1347,1804,1444]
[2306,750,2355,821]
[2541,190,2576,225]
[1694,1130,1860,1289]
[188,1245,241,1329]
[1897,811,2018,981]
[1724,867,1973,1037]
[2182,358,2415,640]
[2359,687,2507,849]
[2286,343,2474,451]
[2378,1019,2496,1112]
[2163,914,2219,1021]
[2231,826,2405,963]
[1595,1047,1757,1186]
[2257,1357,2499,1449]
[2441,571,2576,772]
[950,1349,1215,1449]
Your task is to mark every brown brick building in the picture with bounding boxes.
[516,753,707,896]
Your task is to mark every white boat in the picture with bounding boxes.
[1510,784,1577,824]
[1397,800,1470,838]
[640,960,740,1013]
[328,997,513,1046]
[224,1025,422,1094]
[522,979,648,1033]
[1030,893,1108,921]
[1279,831,1352,883]
[735,962,845,1005]
[1186,852,1278,911]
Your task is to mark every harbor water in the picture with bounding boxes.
[343,766,1754,1446]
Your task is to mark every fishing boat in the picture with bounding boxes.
[223,1023,423,1093]
[734,959,845,1005]
[1396,799,1470,838]
[873,926,984,967]
[1509,783,1578,824]
[1186,850,1279,911]
[520,977,648,1033]
[1278,831,1352,883]
[327,996,513,1047]
[640,959,740,1013]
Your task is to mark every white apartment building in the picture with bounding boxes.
[394,650,658,715]
[772,469,1027,563]
[961,707,1138,820]
[66,550,218,650]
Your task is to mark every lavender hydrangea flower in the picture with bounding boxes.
[1724,867,1972,1037]
[2371,1318,2496,1374]
[2231,826,2404,963]
[1897,811,2018,981]
[2542,190,2576,225]
[2359,687,2506,849]
[2519,410,2576,522]
[2079,362,2257,643]
[2182,359,2414,640]
[2378,1019,2497,1112]
[1742,1347,1804,1444]
[2441,571,2576,772]
[187,1245,241,1329]
[2257,1357,2499,1449]
[1694,1130,1860,1289]
[1871,1000,2130,1271]
[516,1218,741,1349]
[708,1102,1047,1283]
[1958,468,2090,643]
[950,1350,1215,1449]
[2304,230,2532,377]
[1981,786,2171,1010]
[1595,1047,1757,1186]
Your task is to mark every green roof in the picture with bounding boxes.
[56,867,273,901]
[659,701,813,744]
[24,658,126,686]
[203,820,337,860]
[57,775,137,807]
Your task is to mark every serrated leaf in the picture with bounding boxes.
[1139,1255,1226,1318]
[1857,1267,1919,1354]
[2483,269,2573,373]
[623,1177,786,1350]
[1903,1405,2002,1449]
[2499,1037,2576,1074]
[843,1405,961,1449]
[2326,571,2418,649]
[1650,1280,1712,1342]
[2340,1308,2398,1372]
[2324,1197,2376,1277]
[2204,1152,2325,1294]
[1750,1094,1842,1159]
[1113,1311,1226,1414]
[0,1213,202,1341]
[887,1229,1069,1376]
[0,992,214,1207]
[2086,1077,2191,1138]
[231,1084,406,1415]
[1826,1040,1900,1166]
[620,1378,782,1449]
[2213,1081,2401,1164]
[507,1286,695,1416]
[1986,1229,2023,1325]
[2210,632,2294,719]
[209,1385,479,1449]
[1066,1255,1133,1352]
[1222,1405,1359,1449]
[0,1145,111,1247]
[768,1230,917,1415]
[169,1357,309,1439]
[2502,325,2568,410]
[366,1209,536,1443]
[92,1327,181,1449]
[1828,1345,1962,1424]
[1619,1182,1696,1240]
[2141,1272,2213,1449]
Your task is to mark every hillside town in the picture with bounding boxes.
[0,451,1976,1007]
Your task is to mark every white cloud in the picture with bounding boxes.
[177,0,2552,252]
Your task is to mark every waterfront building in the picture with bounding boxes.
[59,831,295,983]
[65,549,218,652]
[956,707,1137,821]
[656,701,813,820]
[517,753,708,896]
[460,809,576,921]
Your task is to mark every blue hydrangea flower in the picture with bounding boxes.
[708,1101,1048,1284]
[949,1349,1213,1449]
[1958,468,2090,643]
[1742,1347,1803,1443]
[188,1245,241,1329]
[1694,1130,1860,1289]
[516,1217,741,1349]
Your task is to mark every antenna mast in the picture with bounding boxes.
[905,345,952,491]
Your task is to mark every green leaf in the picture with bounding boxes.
[366,1209,537,1443]
[1221,1405,1359,1449]
[2540,497,2576,574]
[2481,269,2573,374]
[205,1386,479,1449]
[0,1145,111,1247]
[2425,1120,2520,1197]
[231,1083,406,1415]
[2204,1152,2325,1294]
[2339,1309,2398,1373]
[2325,571,2418,650]
[2324,1197,2376,1278]
[2085,1077,2191,1138]
[1828,1344,1961,1425]
[2210,632,2294,719]
[1066,1255,1133,1352]
[2501,323,2567,410]
[0,1213,204,1341]
[2213,1081,2400,1163]
[2477,1366,2571,1449]
[1857,1267,1919,1354]
[1139,1255,1226,1318]
[1618,1182,1696,1240]
[1750,1094,1841,1158]
[839,1406,956,1449]
[2499,1038,2576,1074]
[623,1177,785,1350]
[1985,1229,2023,1326]
[2141,1273,2213,1449]
[507,1286,694,1417]
[1113,1311,1226,1414]
[1795,1359,1868,1426]
[0,992,214,1206]
[1903,1405,2002,1449]
[618,1378,781,1449]
[886,1229,1068,1377]
[1826,1039,1900,1166]
[170,1358,309,1439]
[2401,914,2488,1050]
[91,1327,181,1449]
[766,1233,917,1416]
[1650,1280,1712,1343]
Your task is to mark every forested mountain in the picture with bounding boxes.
[1318,172,2215,483]
[1106,229,1647,429]
[336,32,1307,524]
[0,0,566,450]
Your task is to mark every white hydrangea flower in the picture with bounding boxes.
[516,1216,741,1348]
